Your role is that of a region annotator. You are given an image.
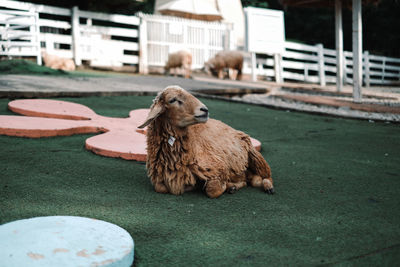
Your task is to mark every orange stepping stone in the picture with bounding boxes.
[0,99,261,162]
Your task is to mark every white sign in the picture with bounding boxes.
[244,7,285,55]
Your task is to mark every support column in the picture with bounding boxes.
[335,0,343,92]
[71,6,81,66]
[352,0,362,102]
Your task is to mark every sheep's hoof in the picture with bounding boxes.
[227,186,237,194]
[262,179,275,194]
[184,185,195,192]
[265,188,275,194]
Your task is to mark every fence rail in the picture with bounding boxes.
[0,0,139,68]
[243,41,400,86]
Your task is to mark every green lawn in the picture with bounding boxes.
[0,59,107,77]
[0,95,399,266]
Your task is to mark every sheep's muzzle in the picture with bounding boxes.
[194,106,209,123]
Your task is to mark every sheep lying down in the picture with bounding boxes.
[138,86,274,198]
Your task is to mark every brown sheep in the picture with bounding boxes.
[204,50,243,80]
[138,85,274,198]
[164,50,192,78]
[42,51,76,71]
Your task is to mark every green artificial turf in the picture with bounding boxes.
[0,59,70,75]
[0,95,399,266]
[0,59,107,77]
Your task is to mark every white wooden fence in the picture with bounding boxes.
[137,13,234,73]
[0,0,139,68]
[1,0,399,86]
[0,8,41,64]
[244,41,400,86]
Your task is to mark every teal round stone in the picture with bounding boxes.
[0,216,134,267]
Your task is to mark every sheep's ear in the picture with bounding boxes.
[138,101,164,128]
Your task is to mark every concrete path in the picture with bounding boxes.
[1,73,399,121]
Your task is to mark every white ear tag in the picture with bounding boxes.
[168,136,176,146]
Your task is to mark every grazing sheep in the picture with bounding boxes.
[204,50,243,80]
[42,52,75,71]
[138,85,274,198]
[164,50,192,78]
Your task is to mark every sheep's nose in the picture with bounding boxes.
[200,106,208,114]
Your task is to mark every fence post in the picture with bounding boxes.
[71,6,81,66]
[31,10,42,65]
[139,17,148,74]
[352,0,362,103]
[227,23,235,50]
[304,65,309,82]
[204,28,209,62]
[363,51,370,88]
[317,43,326,86]
[251,52,257,82]
[5,17,10,59]
[343,55,348,85]
[274,53,283,83]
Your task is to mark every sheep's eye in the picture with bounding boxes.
[169,98,183,105]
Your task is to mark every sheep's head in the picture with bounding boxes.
[204,57,224,77]
[138,86,209,129]
[203,58,215,75]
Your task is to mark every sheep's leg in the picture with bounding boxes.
[226,181,247,194]
[262,177,274,194]
[154,182,169,194]
[205,180,226,198]
[229,69,238,80]
[250,174,275,194]
[182,64,191,78]
[236,69,242,80]
[248,147,275,194]
[186,68,192,79]
[217,70,224,79]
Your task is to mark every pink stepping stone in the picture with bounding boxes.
[0,99,261,162]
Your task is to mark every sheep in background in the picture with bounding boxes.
[138,85,274,198]
[42,51,75,71]
[164,50,192,78]
[204,50,243,80]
